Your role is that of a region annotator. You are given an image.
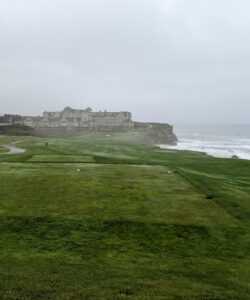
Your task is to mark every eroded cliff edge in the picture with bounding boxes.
[135,122,178,146]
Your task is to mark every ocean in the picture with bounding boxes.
[159,124,250,160]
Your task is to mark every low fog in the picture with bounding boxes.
[1,0,250,124]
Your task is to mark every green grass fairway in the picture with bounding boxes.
[0,163,235,225]
[27,155,95,163]
[0,132,250,299]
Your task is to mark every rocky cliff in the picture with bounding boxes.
[137,123,178,146]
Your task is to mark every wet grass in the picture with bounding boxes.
[27,155,95,163]
[0,132,249,299]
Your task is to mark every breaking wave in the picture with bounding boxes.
[158,124,250,160]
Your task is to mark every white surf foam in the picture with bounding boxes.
[159,139,250,160]
[159,124,250,160]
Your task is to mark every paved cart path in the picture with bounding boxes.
[1,141,26,154]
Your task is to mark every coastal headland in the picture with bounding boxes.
[0,107,178,145]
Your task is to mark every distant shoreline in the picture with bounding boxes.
[157,143,249,160]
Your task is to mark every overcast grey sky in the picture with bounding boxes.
[0,0,250,123]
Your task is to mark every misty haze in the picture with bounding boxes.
[0,1,250,299]
[1,0,250,124]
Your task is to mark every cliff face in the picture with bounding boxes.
[142,123,178,146]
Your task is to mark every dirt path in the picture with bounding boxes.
[1,141,26,154]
